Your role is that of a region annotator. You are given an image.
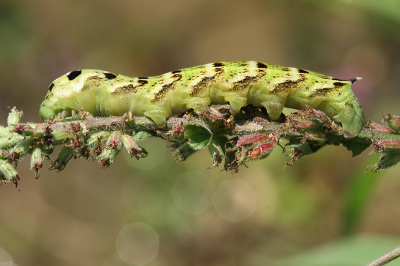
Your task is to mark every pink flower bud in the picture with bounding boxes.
[368,121,396,133]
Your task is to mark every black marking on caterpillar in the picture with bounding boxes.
[67,70,82,81]
[103,71,117,80]
[152,73,183,102]
[213,62,225,67]
[257,62,268,68]
[111,84,138,94]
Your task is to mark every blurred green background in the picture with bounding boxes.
[1,0,400,265]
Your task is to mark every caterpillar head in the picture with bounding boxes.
[318,94,365,138]
[335,97,365,138]
[39,103,56,121]
[39,69,106,121]
[39,77,76,121]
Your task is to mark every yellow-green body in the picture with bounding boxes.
[39,61,365,138]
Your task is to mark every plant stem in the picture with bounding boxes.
[365,246,400,266]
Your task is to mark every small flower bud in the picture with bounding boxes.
[51,130,72,145]
[248,142,276,160]
[86,131,111,148]
[235,134,271,148]
[372,139,400,152]
[207,141,225,167]
[170,142,197,162]
[368,121,395,133]
[121,134,148,159]
[0,133,24,150]
[9,137,33,162]
[0,127,10,137]
[302,133,325,144]
[96,131,122,168]
[370,152,400,172]
[30,148,43,178]
[226,134,278,170]
[33,124,51,135]
[50,146,76,171]
[171,124,185,142]
[14,124,34,135]
[0,159,19,185]
[383,114,400,132]
[7,107,23,126]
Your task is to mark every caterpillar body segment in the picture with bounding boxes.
[39,61,365,138]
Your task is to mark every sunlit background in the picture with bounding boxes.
[1,0,400,265]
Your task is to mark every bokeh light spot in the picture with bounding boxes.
[139,182,165,215]
[0,248,12,266]
[213,179,256,222]
[116,223,159,265]
[171,171,215,214]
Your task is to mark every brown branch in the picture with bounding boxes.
[365,246,400,266]
[0,105,399,188]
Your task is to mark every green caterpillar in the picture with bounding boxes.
[39,61,365,138]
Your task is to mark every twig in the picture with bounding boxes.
[1,105,400,188]
[365,246,400,266]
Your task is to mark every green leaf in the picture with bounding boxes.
[342,139,370,156]
[185,124,212,150]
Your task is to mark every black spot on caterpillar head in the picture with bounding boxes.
[103,71,118,80]
[257,62,268,69]
[48,83,54,92]
[67,70,82,80]
[138,77,148,80]
[172,70,182,74]
[298,69,309,74]
[213,62,225,67]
